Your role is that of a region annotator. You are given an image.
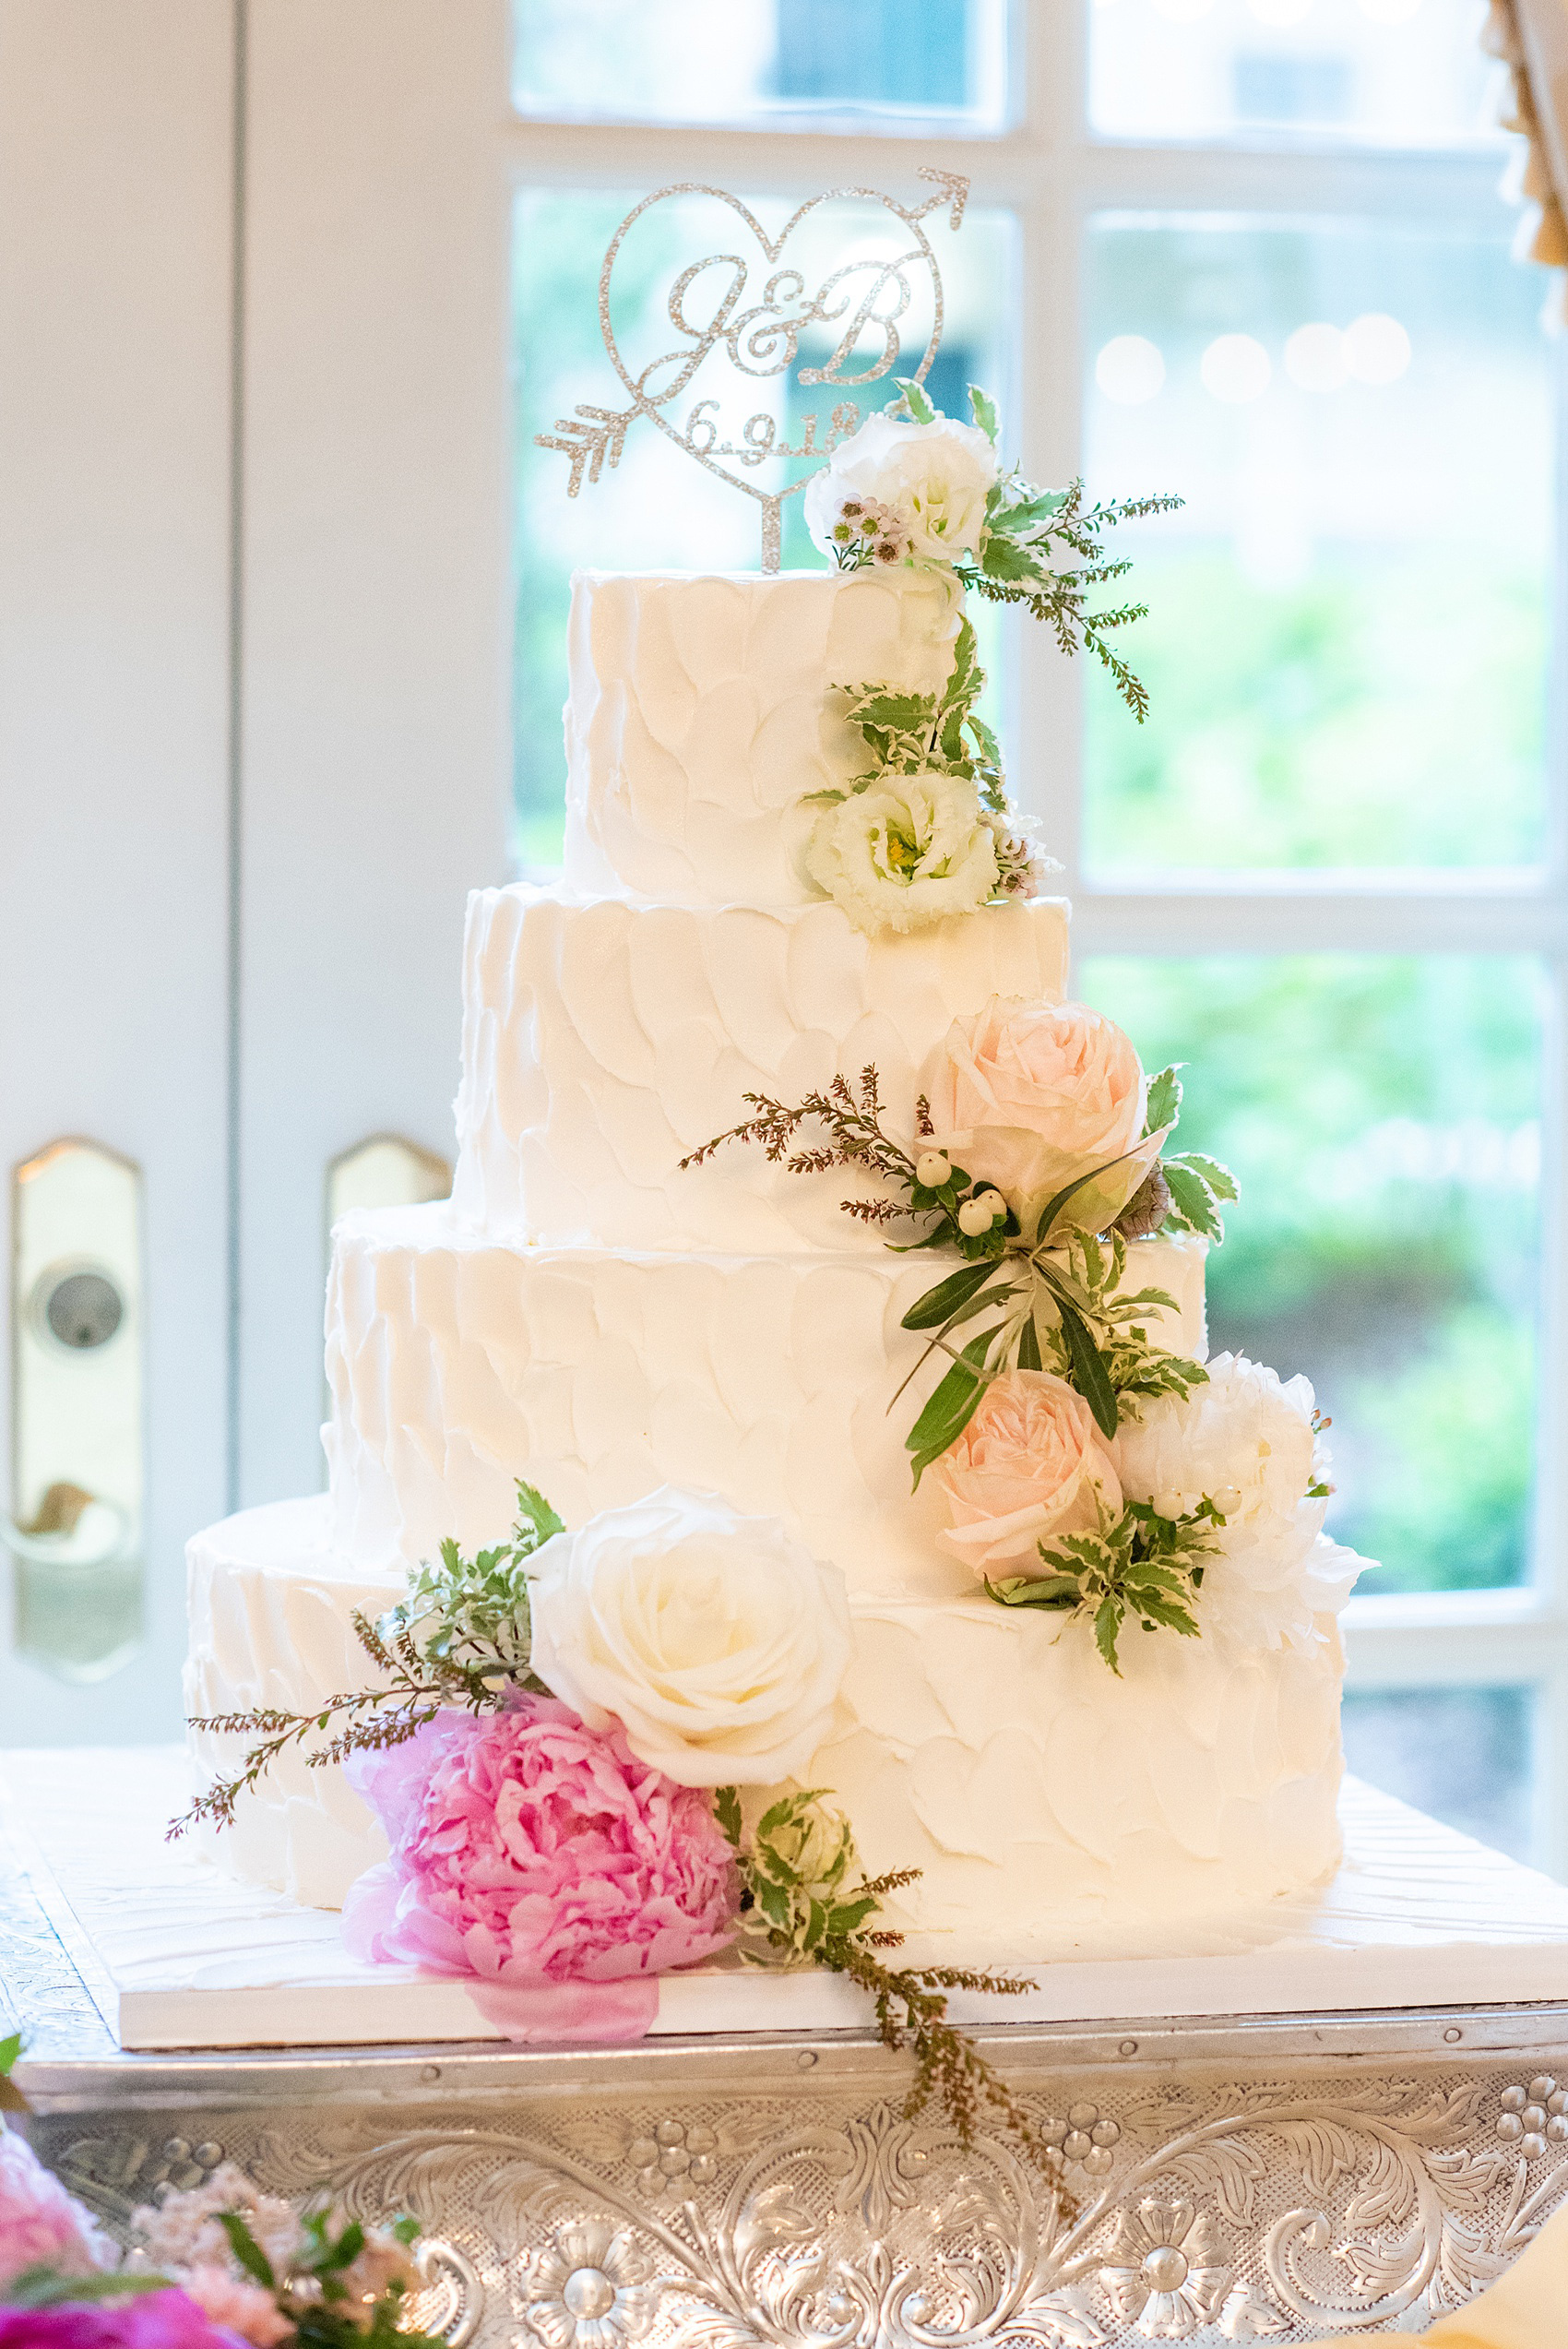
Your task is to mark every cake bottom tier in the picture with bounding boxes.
[186,1496,1346,1963]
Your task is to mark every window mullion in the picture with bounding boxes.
[1015,0,1086,901]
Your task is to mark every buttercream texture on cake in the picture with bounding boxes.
[563,566,962,906]
[187,1496,1345,1948]
[451,883,1070,1250]
[323,1202,1207,1603]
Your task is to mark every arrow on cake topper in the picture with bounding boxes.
[533,167,970,572]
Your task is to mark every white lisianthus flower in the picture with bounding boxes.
[526,1486,852,1787]
[804,411,999,566]
[1112,1353,1320,1538]
[805,770,1000,936]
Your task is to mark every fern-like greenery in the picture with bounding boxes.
[885,378,1182,721]
[715,1786,1076,2197]
[169,1483,561,1841]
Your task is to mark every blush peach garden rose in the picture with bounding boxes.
[926,997,1168,1241]
[931,1368,1124,1579]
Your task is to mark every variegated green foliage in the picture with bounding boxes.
[818,614,1006,815]
[987,1498,1222,1673]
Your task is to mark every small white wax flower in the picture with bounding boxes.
[916,1149,951,1187]
[957,1191,1004,1236]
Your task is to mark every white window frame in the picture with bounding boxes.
[507,4,1568,1873]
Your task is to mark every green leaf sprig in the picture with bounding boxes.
[882,380,1182,722]
[814,614,1006,814]
[171,1482,562,1841]
[987,1497,1222,1673]
[682,1066,1232,1531]
[715,1786,1075,2193]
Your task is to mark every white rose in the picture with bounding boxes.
[804,411,999,566]
[805,770,999,936]
[527,1486,853,1787]
[1111,1353,1319,1540]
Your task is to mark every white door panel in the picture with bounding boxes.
[238,0,510,1511]
[0,0,512,1742]
[0,0,235,1744]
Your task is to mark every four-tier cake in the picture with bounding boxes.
[186,556,1364,1969]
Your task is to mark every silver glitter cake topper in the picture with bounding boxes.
[534,168,970,572]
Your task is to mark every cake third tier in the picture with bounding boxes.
[324,1202,1208,1602]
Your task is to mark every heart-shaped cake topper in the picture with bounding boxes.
[534,167,970,571]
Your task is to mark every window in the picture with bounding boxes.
[508,2,1568,1872]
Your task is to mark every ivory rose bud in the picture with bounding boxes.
[927,996,1160,1238]
[803,411,999,566]
[528,1487,853,1785]
[931,1370,1123,1578]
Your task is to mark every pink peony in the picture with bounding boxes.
[0,2291,248,2349]
[931,1369,1123,1577]
[341,1699,738,2044]
[0,2128,113,2293]
[926,998,1161,1238]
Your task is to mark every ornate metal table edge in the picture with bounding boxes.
[10,2007,1568,2345]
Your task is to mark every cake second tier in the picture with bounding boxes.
[325,1201,1208,1604]
[451,882,1069,1251]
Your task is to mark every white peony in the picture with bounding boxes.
[1111,1353,1320,1539]
[804,411,999,566]
[526,1486,853,1787]
[805,770,999,936]
[1199,1519,1365,1658]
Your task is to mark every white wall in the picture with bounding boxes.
[238,0,511,1508]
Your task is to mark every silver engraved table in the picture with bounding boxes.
[8,1749,1568,2345]
[7,1805,1568,2349]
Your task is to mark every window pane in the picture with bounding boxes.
[513,0,1008,128]
[1089,0,1495,142]
[1083,216,1550,871]
[1080,954,1543,1596]
[514,187,1014,864]
[1343,1685,1536,1862]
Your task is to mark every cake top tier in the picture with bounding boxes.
[562,566,961,908]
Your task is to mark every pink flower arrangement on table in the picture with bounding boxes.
[0,2289,255,2349]
[0,2131,113,2301]
[0,2092,434,2349]
[342,1694,739,2045]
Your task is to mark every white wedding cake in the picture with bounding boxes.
[186,554,1362,1969]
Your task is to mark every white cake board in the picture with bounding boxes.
[6,1747,1568,2052]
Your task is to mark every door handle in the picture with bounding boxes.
[3,1480,131,1568]
[7,1139,143,1683]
